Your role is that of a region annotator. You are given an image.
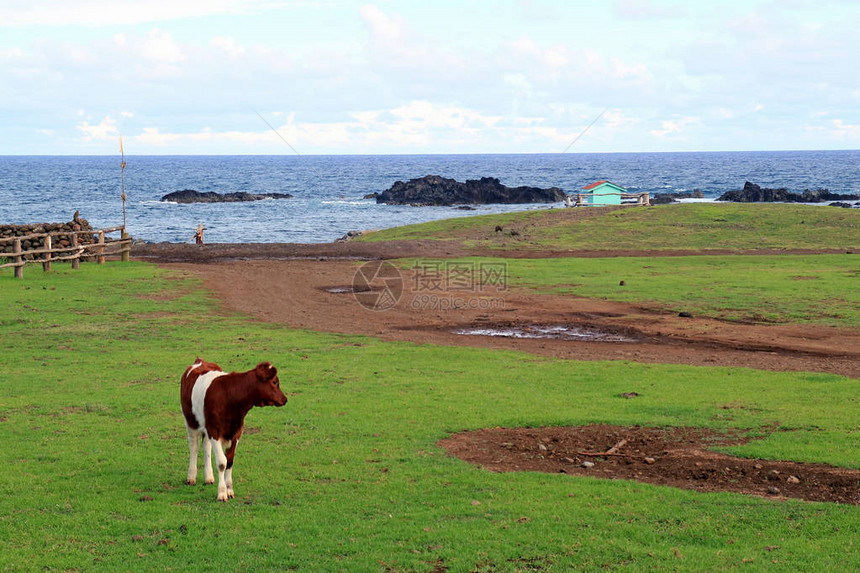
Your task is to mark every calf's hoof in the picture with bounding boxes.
[185,478,196,486]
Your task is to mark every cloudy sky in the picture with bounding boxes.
[2,0,859,155]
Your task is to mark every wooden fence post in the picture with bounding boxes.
[71,234,80,270]
[13,238,23,279]
[121,228,130,262]
[97,231,105,265]
[42,235,52,273]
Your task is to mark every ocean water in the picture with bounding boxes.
[0,151,857,243]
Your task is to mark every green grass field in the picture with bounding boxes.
[1,262,859,571]
[358,203,860,252]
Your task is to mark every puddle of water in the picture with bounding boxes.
[321,285,375,294]
[455,325,635,342]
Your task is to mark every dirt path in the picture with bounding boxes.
[162,257,859,379]
[134,241,853,263]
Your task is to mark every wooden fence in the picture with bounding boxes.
[0,226,131,279]
[565,192,651,207]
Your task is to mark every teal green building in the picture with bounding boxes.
[581,180,628,205]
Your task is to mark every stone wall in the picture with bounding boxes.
[0,213,94,259]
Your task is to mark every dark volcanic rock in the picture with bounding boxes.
[376,175,566,206]
[718,182,793,202]
[652,189,705,205]
[161,189,292,203]
[718,181,860,203]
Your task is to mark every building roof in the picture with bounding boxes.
[582,180,626,191]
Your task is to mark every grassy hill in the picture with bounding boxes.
[357,203,860,252]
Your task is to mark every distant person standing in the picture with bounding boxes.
[192,224,205,245]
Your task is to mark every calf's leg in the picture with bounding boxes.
[203,435,215,484]
[211,438,232,502]
[224,439,238,499]
[185,426,201,485]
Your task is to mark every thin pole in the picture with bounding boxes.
[42,235,52,273]
[121,229,130,262]
[71,234,80,270]
[120,135,127,229]
[13,238,23,279]
[97,231,105,265]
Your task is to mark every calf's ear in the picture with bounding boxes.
[255,361,278,381]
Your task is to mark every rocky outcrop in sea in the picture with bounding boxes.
[161,189,293,203]
[718,181,860,203]
[376,175,566,206]
[651,190,705,205]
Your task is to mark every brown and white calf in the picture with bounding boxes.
[180,358,287,501]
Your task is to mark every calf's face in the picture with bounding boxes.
[254,362,288,407]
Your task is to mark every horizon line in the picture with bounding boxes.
[1,148,859,158]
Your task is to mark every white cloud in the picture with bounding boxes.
[508,38,569,72]
[349,110,381,124]
[133,128,179,146]
[140,29,185,64]
[0,0,268,27]
[512,116,546,126]
[133,126,273,147]
[357,3,465,80]
[505,38,570,80]
[77,115,120,141]
[608,57,651,83]
[500,37,654,97]
[515,0,561,21]
[129,29,188,79]
[602,108,639,129]
[613,0,685,20]
[358,4,402,41]
[830,119,860,139]
[3,1,859,154]
[650,116,700,138]
[211,37,246,58]
[117,101,611,153]
[0,47,25,59]
[504,73,532,90]
[389,100,502,130]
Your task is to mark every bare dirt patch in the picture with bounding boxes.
[439,425,860,505]
[151,256,860,378]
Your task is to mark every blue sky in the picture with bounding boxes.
[2,0,859,154]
